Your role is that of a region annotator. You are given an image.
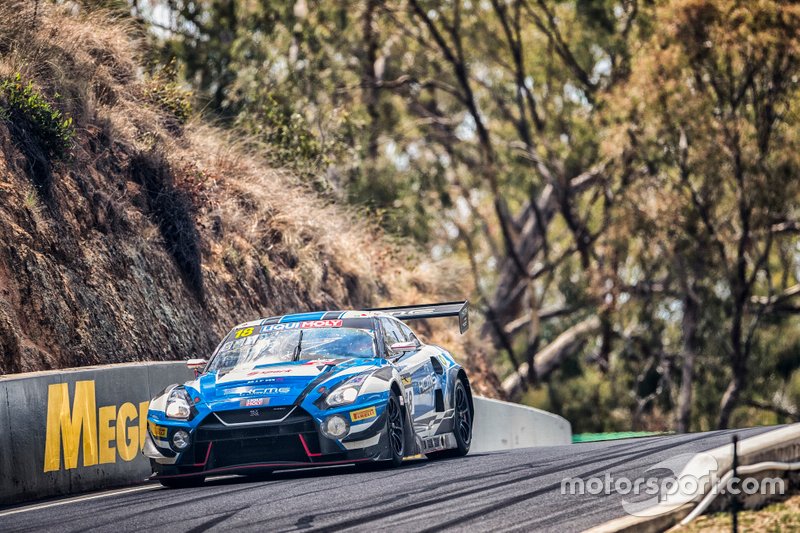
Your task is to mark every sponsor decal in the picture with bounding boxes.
[261,320,343,333]
[246,368,292,376]
[402,376,412,386]
[44,381,149,472]
[385,308,435,316]
[240,386,291,396]
[240,397,268,407]
[242,335,257,346]
[302,358,339,366]
[226,385,292,396]
[346,373,370,386]
[149,422,168,438]
[350,406,377,422]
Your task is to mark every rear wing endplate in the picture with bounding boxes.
[366,300,469,334]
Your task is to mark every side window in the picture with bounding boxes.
[380,318,403,354]
[396,320,419,345]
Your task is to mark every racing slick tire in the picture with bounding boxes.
[159,476,206,489]
[386,390,405,467]
[355,390,405,471]
[426,380,472,459]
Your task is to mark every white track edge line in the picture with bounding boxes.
[0,484,160,518]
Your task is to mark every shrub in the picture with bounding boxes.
[237,93,322,167]
[0,73,74,159]
[143,69,193,124]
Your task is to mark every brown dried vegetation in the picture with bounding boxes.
[0,1,489,388]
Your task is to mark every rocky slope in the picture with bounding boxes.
[0,4,395,371]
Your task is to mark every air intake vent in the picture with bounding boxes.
[215,406,294,425]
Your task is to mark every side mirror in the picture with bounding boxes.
[186,358,207,370]
[390,341,418,354]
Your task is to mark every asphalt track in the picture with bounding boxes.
[0,427,775,532]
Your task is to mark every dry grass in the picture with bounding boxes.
[0,1,497,387]
[0,0,392,308]
[674,494,800,532]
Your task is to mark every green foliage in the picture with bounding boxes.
[143,68,193,124]
[238,94,322,167]
[0,73,74,159]
[142,0,800,433]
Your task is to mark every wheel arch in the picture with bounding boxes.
[389,378,419,455]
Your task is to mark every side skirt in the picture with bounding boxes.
[420,433,457,454]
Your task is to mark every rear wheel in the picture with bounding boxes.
[159,476,206,489]
[426,380,472,459]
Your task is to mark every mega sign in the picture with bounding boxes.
[44,380,149,472]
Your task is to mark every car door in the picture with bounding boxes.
[380,318,437,436]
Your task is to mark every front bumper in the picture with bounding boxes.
[146,405,389,479]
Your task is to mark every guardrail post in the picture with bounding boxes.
[731,434,739,533]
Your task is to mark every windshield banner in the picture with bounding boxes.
[260,320,343,332]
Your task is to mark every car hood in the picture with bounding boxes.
[192,358,381,410]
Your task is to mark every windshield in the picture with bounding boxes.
[206,326,377,374]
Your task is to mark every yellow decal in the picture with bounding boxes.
[149,422,168,438]
[402,376,412,386]
[44,381,98,471]
[350,406,377,422]
[98,405,116,464]
[235,327,254,338]
[117,402,139,461]
[138,401,148,450]
[44,380,151,472]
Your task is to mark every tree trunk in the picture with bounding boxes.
[481,184,558,340]
[676,291,698,433]
[717,375,743,429]
[502,315,600,399]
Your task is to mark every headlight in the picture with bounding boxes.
[325,374,368,407]
[165,388,192,420]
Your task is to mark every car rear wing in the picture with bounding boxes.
[366,300,470,334]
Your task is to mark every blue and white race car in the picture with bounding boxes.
[143,301,474,487]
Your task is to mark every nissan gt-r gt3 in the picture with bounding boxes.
[143,301,474,487]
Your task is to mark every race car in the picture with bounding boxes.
[143,301,474,487]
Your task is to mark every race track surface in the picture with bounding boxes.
[0,427,774,532]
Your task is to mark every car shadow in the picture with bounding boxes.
[194,457,432,488]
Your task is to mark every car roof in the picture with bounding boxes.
[231,310,395,330]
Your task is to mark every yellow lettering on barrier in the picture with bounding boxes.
[43,380,157,471]
[44,381,98,472]
[116,403,139,461]
[138,401,148,450]
[98,405,116,464]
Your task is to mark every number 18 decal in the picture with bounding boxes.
[235,327,254,338]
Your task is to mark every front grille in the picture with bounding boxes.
[215,406,294,425]
[211,435,311,467]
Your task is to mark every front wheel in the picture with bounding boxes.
[426,380,472,459]
[159,476,206,489]
[385,391,405,467]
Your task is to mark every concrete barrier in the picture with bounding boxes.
[471,397,572,452]
[0,362,571,507]
[0,362,193,506]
